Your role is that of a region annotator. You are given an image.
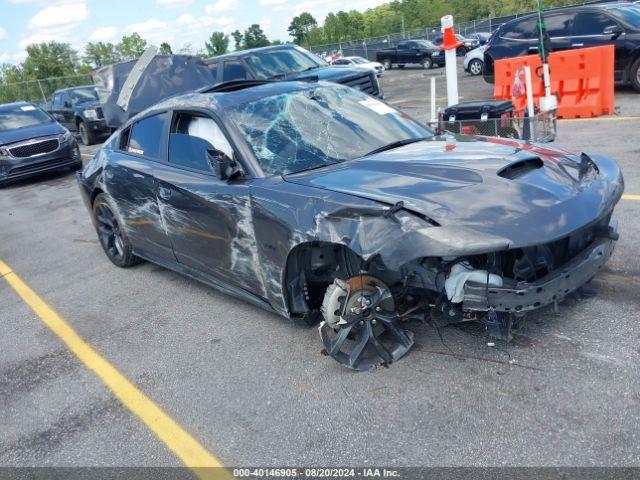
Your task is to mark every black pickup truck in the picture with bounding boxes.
[46,86,110,145]
[375,40,445,69]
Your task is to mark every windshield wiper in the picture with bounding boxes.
[362,137,429,157]
[294,65,320,74]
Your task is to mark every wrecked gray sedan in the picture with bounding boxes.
[77,80,624,371]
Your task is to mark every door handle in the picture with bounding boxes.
[572,43,584,47]
[158,186,172,200]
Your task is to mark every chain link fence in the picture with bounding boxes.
[308,0,611,60]
[431,110,558,143]
[0,74,93,106]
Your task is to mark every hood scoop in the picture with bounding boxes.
[497,157,544,180]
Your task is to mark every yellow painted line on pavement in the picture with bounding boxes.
[623,194,640,201]
[0,259,228,480]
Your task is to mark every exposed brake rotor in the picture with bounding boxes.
[319,275,414,371]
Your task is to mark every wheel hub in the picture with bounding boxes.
[319,276,414,371]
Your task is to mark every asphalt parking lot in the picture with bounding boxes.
[1,64,640,470]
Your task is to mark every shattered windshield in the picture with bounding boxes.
[228,85,432,176]
[244,47,327,79]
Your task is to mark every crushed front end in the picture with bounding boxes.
[413,215,619,341]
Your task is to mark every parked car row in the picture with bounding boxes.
[482,2,640,91]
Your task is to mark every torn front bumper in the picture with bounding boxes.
[462,223,617,313]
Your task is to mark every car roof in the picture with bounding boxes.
[138,80,333,120]
[53,85,96,94]
[205,44,298,63]
[502,2,632,24]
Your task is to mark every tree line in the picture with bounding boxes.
[288,0,584,46]
[1,0,586,89]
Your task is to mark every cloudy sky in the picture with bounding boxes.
[0,0,389,64]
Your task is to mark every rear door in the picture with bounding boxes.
[153,110,262,294]
[571,10,627,78]
[105,112,174,260]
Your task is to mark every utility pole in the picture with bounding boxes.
[401,15,406,39]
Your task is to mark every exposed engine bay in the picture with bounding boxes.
[309,214,618,371]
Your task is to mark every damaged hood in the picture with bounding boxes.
[285,136,624,247]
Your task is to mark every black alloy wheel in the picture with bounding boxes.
[93,194,141,268]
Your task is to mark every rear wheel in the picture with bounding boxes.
[93,193,141,268]
[468,58,483,76]
[319,275,414,371]
[382,59,392,70]
[630,57,640,93]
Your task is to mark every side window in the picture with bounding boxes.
[60,93,71,107]
[573,12,617,36]
[545,14,574,37]
[52,93,62,106]
[222,61,248,81]
[128,114,165,159]
[397,42,408,49]
[169,113,234,172]
[502,17,537,40]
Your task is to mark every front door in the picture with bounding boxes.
[571,11,627,80]
[153,111,264,296]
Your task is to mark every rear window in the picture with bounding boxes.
[0,104,53,130]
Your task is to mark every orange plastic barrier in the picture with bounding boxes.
[493,45,614,119]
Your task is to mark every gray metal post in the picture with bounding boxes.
[37,80,46,103]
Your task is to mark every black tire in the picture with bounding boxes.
[398,64,405,69]
[382,58,392,70]
[630,56,640,93]
[468,59,483,76]
[456,46,466,56]
[92,193,142,268]
[78,120,97,146]
[421,57,433,69]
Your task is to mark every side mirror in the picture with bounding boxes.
[207,148,239,180]
[603,25,623,38]
[63,100,72,108]
[53,113,65,122]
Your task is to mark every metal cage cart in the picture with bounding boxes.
[431,100,557,143]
